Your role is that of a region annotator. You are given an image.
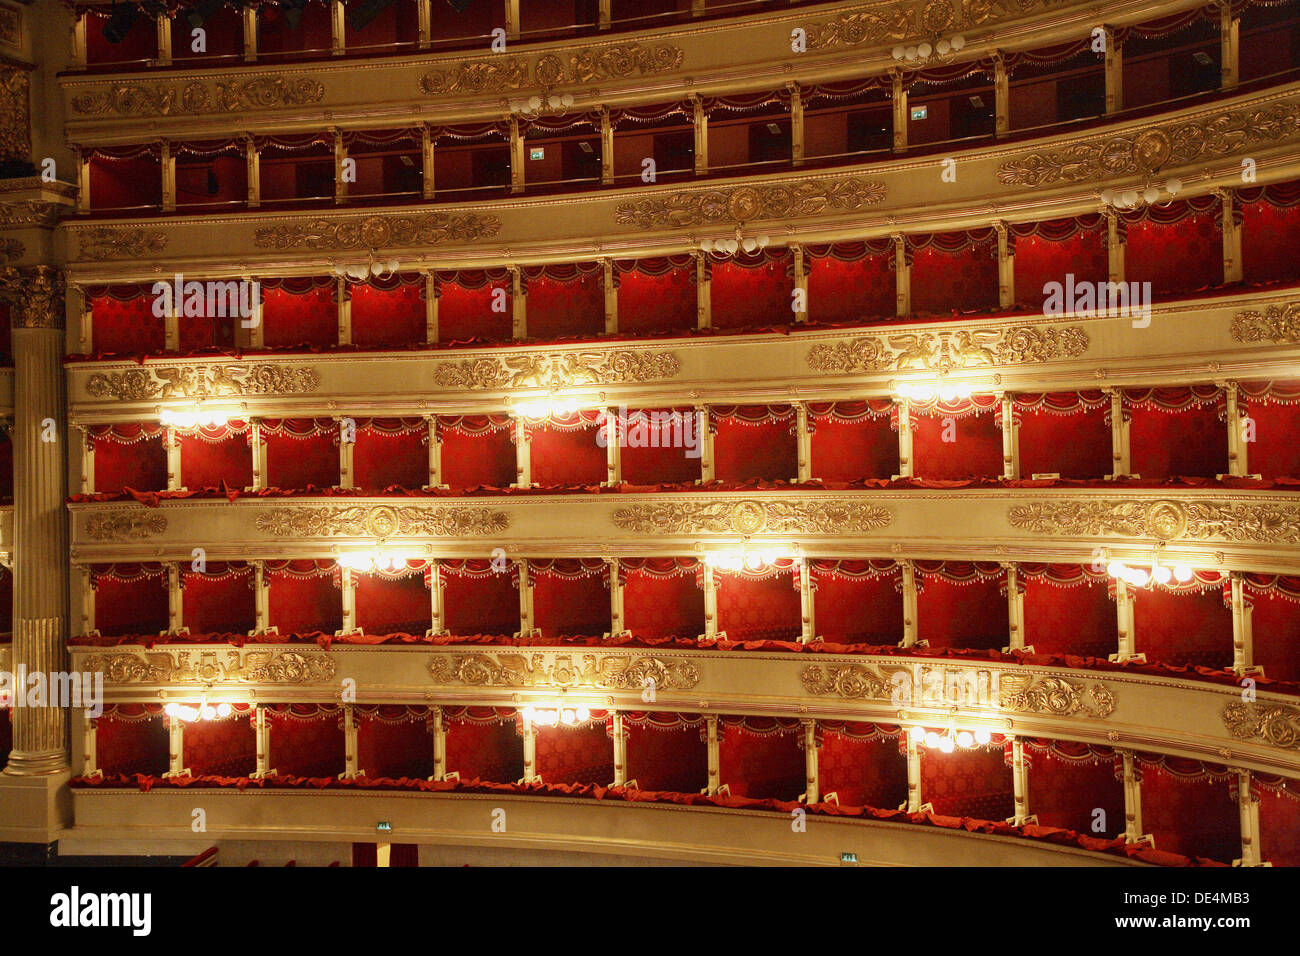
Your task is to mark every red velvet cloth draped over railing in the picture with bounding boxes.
[620,558,704,640]
[266,560,341,636]
[1013,391,1111,478]
[183,705,256,777]
[526,409,606,486]
[1121,196,1224,299]
[353,417,427,491]
[1009,216,1108,310]
[616,407,702,484]
[613,257,696,335]
[1021,739,1123,837]
[529,559,610,639]
[914,561,1008,652]
[522,263,605,339]
[1123,386,1227,479]
[1131,574,1234,668]
[909,394,1003,479]
[1255,776,1300,867]
[348,273,425,348]
[1133,754,1239,863]
[1239,381,1300,479]
[91,563,168,636]
[818,722,907,809]
[177,420,253,490]
[266,703,344,778]
[434,269,513,344]
[1244,574,1300,682]
[90,423,167,493]
[805,241,895,322]
[262,418,341,489]
[620,712,707,793]
[443,707,524,783]
[356,705,432,779]
[87,285,164,355]
[533,711,615,786]
[1239,181,1300,285]
[437,414,515,489]
[711,404,797,482]
[906,229,999,316]
[719,716,805,801]
[439,559,520,637]
[182,561,255,635]
[919,738,1014,819]
[714,559,801,643]
[707,249,792,330]
[807,400,898,480]
[810,559,903,645]
[95,704,168,777]
[353,560,431,636]
[260,276,336,349]
[1017,563,1117,658]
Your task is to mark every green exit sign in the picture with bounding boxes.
[840,852,858,864]
[377,822,392,833]
[529,147,545,160]
[910,106,928,121]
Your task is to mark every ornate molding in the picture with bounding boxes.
[434,350,680,389]
[805,0,1060,50]
[800,662,896,699]
[808,325,1089,373]
[1222,701,1300,751]
[0,265,64,329]
[254,212,500,251]
[419,42,684,94]
[77,226,167,261]
[0,199,62,228]
[1231,302,1300,345]
[70,77,325,117]
[0,237,22,262]
[429,652,700,690]
[83,511,167,541]
[85,364,319,401]
[84,649,336,684]
[0,66,31,163]
[612,499,892,535]
[255,505,509,538]
[998,100,1300,187]
[997,674,1116,718]
[1006,499,1300,544]
[614,179,885,229]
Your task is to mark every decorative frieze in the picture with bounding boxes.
[85,364,318,401]
[429,652,700,690]
[253,212,500,251]
[255,505,509,538]
[0,66,31,163]
[419,42,683,94]
[1222,701,1300,751]
[1006,499,1300,544]
[612,499,892,534]
[1231,302,1300,345]
[805,0,1064,50]
[997,673,1116,718]
[0,265,64,328]
[83,511,168,541]
[77,227,167,261]
[70,77,325,117]
[614,180,885,229]
[800,662,896,700]
[84,649,336,684]
[808,325,1089,373]
[433,350,680,389]
[0,237,23,262]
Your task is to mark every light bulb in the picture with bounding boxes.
[938,736,955,753]
[917,42,932,58]
[576,706,590,723]
[974,728,991,745]
[743,553,765,572]
[912,385,936,402]
[741,237,757,253]
[561,709,576,725]
[939,385,957,402]
[1174,564,1193,582]
[560,93,574,108]
[216,703,232,718]
[1106,561,1125,577]
[1122,190,1139,208]
[909,726,927,742]
[1166,178,1182,195]
[905,46,918,61]
[1154,565,1172,585]
[700,238,714,253]
[1100,189,1114,205]
[523,706,536,721]
[756,235,770,248]
[725,239,739,255]
[1143,186,1161,205]
[951,35,965,50]
[936,39,951,55]
[956,731,974,748]
[1128,569,1150,588]
[165,703,179,717]
[386,258,400,275]
[892,45,905,59]
[528,95,542,112]
[924,732,940,749]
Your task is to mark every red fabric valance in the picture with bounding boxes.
[1016,563,1108,589]
[1122,385,1223,415]
[88,423,165,444]
[259,418,340,439]
[528,559,609,582]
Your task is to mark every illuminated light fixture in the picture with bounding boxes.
[911,721,991,751]
[1100,177,1182,211]
[522,704,592,727]
[509,91,576,119]
[1173,564,1194,583]
[337,251,401,282]
[338,551,418,573]
[160,408,233,429]
[700,227,770,258]
[892,33,963,63]
[705,548,785,573]
[513,397,578,420]
[895,380,975,403]
[164,694,233,723]
[1107,548,1195,590]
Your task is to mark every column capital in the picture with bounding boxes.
[0,265,65,329]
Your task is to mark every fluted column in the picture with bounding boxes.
[2,267,70,776]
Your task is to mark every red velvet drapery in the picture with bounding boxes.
[440,560,521,636]
[263,418,340,489]
[184,710,256,777]
[807,401,898,480]
[95,704,168,777]
[356,706,433,779]
[177,422,253,490]
[806,242,895,322]
[621,559,704,640]
[267,704,345,778]
[353,419,427,491]
[527,411,606,485]
[818,724,907,808]
[1019,565,1117,658]
[1246,576,1300,682]
[614,259,696,335]
[261,278,337,349]
[708,251,792,329]
[443,707,524,782]
[623,716,708,794]
[1122,199,1224,299]
[715,563,801,642]
[438,416,516,489]
[909,397,1003,479]
[435,272,513,343]
[1241,184,1300,285]
[1136,757,1239,862]
[534,718,615,786]
[1257,779,1300,866]
[530,559,610,639]
[92,564,168,636]
[182,562,255,635]
[89,155,162,212]
[915,562,1008,652]
[89,287,164,355]
[1014,392,1111,478]
[354,566,431,636]
[1132,581,1233,668]
[1022,740,1123,837]
[266,560,342,635]
[349,278,425,348]
[719,717,805,801]
[1011,217,1109,310]
[92,424,167,493]
[908,231,999,315]
[810,560,904,645]
[920,744,1014,820]
[1125,387,1227,479]
[522,265,605,339]
[711,405,797,482]
[1239,382,1300,478]
[615,408,702,484]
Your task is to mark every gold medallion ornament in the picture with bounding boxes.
[1231,302,1300,345]
[77,227,168,261]
[83,649,336,684]
[254,212,500,251]
[429,652,699,690]
[1006,499,1300,543]
[614,180,885,229]
[419,42,683,94]
[85,364,319,401]
[83,511,167,541]
[433,350,680,389]
[255,505,509,538]
[70,77,326,117]
[612,499,892,534]
[1222,701,1300,751]
[808,325,1088,373]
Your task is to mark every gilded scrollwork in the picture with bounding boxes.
[77,226,167,262]
[85,364,319,401]
[433,350,680,389]
[255,505,509,538]
[1007,499,1300,543]
[0,66,31,163]
[419,42,683,94]
[807,325,1088,373]
[83,511,167,541]
[997,673,1116,718]
[70,77,325,117]
[84,649,336,684]
[428,652,699,690]
[254,212,500,251]
[0,265,63,328]
[1222,701,1300,750]
[800,663,896,700]
[614,180,885,229]
[1231,302,1300,345]
[612,499,892,535]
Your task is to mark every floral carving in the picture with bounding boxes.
[77,227,167,261]
[808,325,1088,373]
[1231,303,1300,345]
[71,77,325,117]
[429,652,699,690]
[83,511,167,541]
[612,500,892,534]
[998,674,1116,718]
[1222,701,1300,750]
[85,365,318,401]
[83,649,335,684]
[800,663,896,699]
[255,505,509,538]
[254,213,500,250]
[615,180,885,229]
[433,350,680,389]
[0,265,63,328]
[1006,499,1300,543]
[419,42,683,94]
